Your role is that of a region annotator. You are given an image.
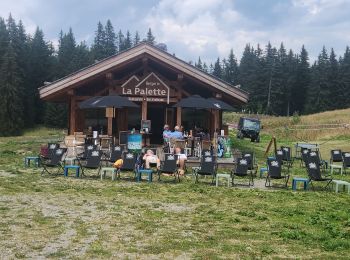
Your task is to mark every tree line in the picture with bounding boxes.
[0,15,156,136]
[0,14,349,136]
[195,43,350,116]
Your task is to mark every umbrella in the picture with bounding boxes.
[172,95,219,109]
[79,94,139,109]
[207,98,235,111]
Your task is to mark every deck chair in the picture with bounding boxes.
[78,144,98,161]
[158,154,180,182]
[108,145,123,164]
[275,149,284,164]
[193,156,217,184]
[281,146,294,167]
[43,143,60,160]
[232,157,254,186]
[330,149,342,164]
[300,148,310,167]
[117,152,137,179]
[308,150,327,171]
[306,161,332,190]
[342,152,350,174]
[79,149,102,177]
[41,147,67,175]
[242,152,258,176]
[265,157,289,188]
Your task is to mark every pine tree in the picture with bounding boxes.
[124,30,132,50]
[73,41,92,70]
[92,21,106,60]
[0,17,9,64]
[202,62,208,73]
[328,48,340,109]
[292,45,310,114]
[27,27,55,124]
[239,44,264,113]
[117,30,125,52]
[212,57,222,78]
[104,20,116,56]
[285,49,297,116]
[195,57,203,70]
[338,46,350,108]
[133,31,140,46]
[0,43,24,136]
[146,28,155,45]
[223,49,239,85]
[306,46,330,113]
[57,28,77,77]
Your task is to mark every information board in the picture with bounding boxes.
[127,134,142,151]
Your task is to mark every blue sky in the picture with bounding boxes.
[1,0,349,63]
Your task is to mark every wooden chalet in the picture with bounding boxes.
[39,42,248,144]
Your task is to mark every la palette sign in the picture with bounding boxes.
[120,73,170,103]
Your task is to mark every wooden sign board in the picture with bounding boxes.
[118,73,172,104]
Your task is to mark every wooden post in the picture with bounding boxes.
[176,75,183,127]
[107,117,113,136]
[69,95,76,134]
[176,107,182,126]
[214,110,220,132]
[142,99,147,120]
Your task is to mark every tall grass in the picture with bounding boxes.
[223,108,350,142]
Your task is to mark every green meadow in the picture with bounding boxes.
[1,109,350,259]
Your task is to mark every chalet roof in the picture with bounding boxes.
[39,42,249,104]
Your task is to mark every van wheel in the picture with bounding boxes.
[256,136,260,143]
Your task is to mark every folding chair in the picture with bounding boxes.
[308,150,327,172]
[41,148,67,175]
[329,149,343,175]
[158,154,180,182]
[193,156,217,184]
[232,157,254,186]
[79,149,102,177]
[78,144,98,161]
[275,149,284,164]
[306,161,332,190]
[330,149,342,164]
[342,152,350,174]
[242,152,258,176]
[43,143,60,160]
[109,145,123,164]
[265,157,289,188]
[117,152,137,179]
[281,146,294,167]
[300,148,310,167]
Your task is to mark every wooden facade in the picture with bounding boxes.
[39,43,248,142]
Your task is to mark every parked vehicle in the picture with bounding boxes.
[237,117,261,142]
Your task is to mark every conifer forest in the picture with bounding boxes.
[1,15,350,136]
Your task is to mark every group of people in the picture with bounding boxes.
[162,125,184,140]
[142,147,187,176]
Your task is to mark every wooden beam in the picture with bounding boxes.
[142,99,147,120]
[107,117,113,136]
[176,107,182,126]
[69,96,76,134]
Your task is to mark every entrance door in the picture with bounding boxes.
[148,104,165,144]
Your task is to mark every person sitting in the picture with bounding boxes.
[163,124,171,139]
[169,125,184,140]
[174,147,187,176]
[143,149,160,169]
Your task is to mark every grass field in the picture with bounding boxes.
[1,111,350,259]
